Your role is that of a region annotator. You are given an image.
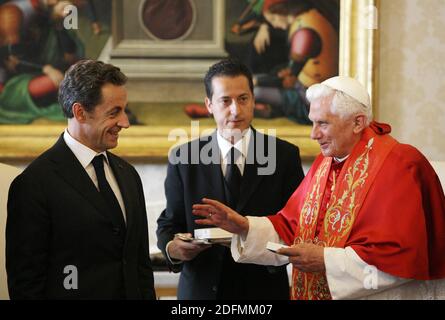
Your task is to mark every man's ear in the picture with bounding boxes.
[72,103,87,123]
[353,114,367,134]
[205,97,213,114]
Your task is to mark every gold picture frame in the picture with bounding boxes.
[0,0,379,163]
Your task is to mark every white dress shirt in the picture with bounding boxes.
[63,129,126,222]
[216,128,252,176]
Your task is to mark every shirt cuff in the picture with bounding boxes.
[165,240,183,265]
[231,216,289,266]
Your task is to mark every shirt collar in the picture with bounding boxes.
[216,128,252,161]
[63,129,108,168]
[333,154,349,163]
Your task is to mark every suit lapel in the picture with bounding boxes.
[237,129,266,212]
[200,131,226,202]
[50,135,112,223]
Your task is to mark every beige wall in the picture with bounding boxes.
[379,0,445,161]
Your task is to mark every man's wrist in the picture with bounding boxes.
[165,240,183,265]
[237,216,249,238]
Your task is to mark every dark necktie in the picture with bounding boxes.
[92,155,126,232]
[225,147,242,208]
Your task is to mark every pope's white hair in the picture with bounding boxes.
[306,84,373,125]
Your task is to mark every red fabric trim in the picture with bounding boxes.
[315,160,345,237]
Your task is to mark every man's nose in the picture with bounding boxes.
[310,125,321,140]
[229,100,240,116]
[118,111,130,129]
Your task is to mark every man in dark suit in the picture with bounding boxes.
[156,59,305,299]
[6,60,156,300]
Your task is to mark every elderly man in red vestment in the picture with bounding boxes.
[193,76,445,300]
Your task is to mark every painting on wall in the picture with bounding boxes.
[108,0,339,126]
[0,0,112,125]
[224,0,340,126]
[0,0,378,162]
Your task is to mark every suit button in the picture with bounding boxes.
[113,227,121,235]
[123,259,127,265]
[212,285,217,292]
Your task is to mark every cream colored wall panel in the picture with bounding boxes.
[379,0,445,160]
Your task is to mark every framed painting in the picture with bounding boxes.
[0,0,379,163]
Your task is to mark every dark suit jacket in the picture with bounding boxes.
[6,135,155,300]
[157,129,304,300]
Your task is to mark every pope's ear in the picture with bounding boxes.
[353,114,367,134]
[72,103,87,122]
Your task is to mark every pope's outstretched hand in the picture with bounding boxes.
[193,198,249,237]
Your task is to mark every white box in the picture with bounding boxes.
[266,242,289,253]
[194,228,232,242]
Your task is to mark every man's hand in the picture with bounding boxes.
[168,233,211,261]
[277,243,325,273]
[253,23,270,54]
[193,198,249,237]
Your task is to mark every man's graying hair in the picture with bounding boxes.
[58,60,127,118]
[306,84,373,125]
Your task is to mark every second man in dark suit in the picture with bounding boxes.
[157,59,305,299]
